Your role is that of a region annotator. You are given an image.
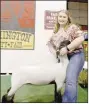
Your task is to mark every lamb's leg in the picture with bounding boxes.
[7,87,15,102]
[8,83,22,97]
[55,92,62,103]
[55,82,63,103]
[56,82,63,92]
[2,83,23,103]
[2,87,15,103]
[2,94,14,103]
[7,73,24,98]
[7,87,11,93]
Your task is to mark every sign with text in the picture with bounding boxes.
[44,10,58,30]
[1,1,35,49]
[1,30,34,49]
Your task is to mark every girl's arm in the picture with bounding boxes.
[59,35,85,56]
[67,25,86,51]
[60,24,86,56]
[67,35,84,51]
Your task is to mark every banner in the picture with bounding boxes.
[1,30,34,49]
[1,1,35,49]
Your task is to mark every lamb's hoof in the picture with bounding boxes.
[55,92,62,103]
[55,98,62,103]
[2,94,14,103]
[51,100,57,103]
[51,100,62,103]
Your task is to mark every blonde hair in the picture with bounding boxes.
[53,10,73,34]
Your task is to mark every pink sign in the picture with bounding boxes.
[44,10,58,29]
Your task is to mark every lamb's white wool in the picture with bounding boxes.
[7,40,71,98]
[8,54,69,97]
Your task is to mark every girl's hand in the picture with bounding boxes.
[60,47,68,56]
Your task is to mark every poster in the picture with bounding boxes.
[1,1,35,49]
[44,10,58,29]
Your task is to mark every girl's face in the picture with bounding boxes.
[58,12,68,26]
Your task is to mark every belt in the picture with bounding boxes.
[68,48,83,55]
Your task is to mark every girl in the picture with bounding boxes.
[47,10,86,103]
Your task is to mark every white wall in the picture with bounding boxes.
[1,1,67,73]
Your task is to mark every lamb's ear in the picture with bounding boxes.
[64,40,71,45]
[67,40,71,45]
[56,50,60,63]
[56,50,59,58]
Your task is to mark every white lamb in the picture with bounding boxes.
[2,40,70,103]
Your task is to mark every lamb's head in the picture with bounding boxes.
[56,40,70,63]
